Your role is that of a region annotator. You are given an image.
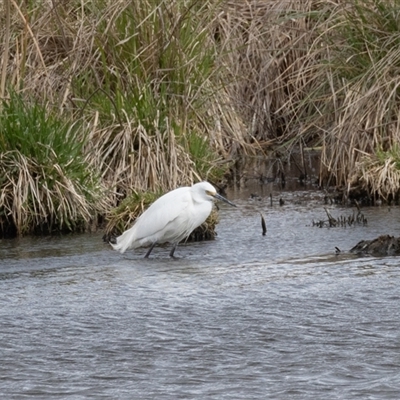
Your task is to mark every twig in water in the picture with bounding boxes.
[260,213,267,236]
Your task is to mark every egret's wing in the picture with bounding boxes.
[112,187,192,253]
[133,187,192,242]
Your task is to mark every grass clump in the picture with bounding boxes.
[353,145,400,201]
[213,0,400,199]
[0,93,108,236]
[104,190,160,239]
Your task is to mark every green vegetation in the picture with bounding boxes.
[0,92,107,235]
[1,0,400,236]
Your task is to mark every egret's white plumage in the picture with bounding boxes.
[111,181,236,257]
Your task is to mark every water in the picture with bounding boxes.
[1,189,400,399]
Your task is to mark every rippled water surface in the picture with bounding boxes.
[1,189,400,399]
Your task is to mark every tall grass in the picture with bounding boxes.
[212,0,400,198]
[2,0,242,195]
[83,0,245,197]
[283,0,400,196]
[353,145,400,202]
[214,0,319,146]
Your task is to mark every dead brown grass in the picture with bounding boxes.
[87,114,198,196]
[214,0,319,147]
[352,148,400,201]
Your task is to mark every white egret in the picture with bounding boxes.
[111,181,236,258]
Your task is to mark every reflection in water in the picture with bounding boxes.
[1,192,400,399]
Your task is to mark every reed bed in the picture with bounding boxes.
[1,0,400,235]
[214,0,318,145]
[283,0,400,197]
[214,0,400,200]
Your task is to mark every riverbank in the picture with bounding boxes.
[1,0,400,236]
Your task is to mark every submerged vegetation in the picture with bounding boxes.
[1,0,400,236]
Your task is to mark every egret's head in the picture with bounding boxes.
[194,182,237,207]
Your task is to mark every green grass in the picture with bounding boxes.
[0,92,107,235]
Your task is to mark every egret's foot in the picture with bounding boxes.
[169,244,178,258]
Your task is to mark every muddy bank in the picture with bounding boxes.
[350,235,400,257]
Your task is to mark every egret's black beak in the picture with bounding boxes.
[214,193,237,207]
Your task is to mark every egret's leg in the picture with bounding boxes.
[144,242,157,258]
[169,244,178,258]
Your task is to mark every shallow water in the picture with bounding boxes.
[1,189,400,399]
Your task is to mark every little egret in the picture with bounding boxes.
[111,181,236,258]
